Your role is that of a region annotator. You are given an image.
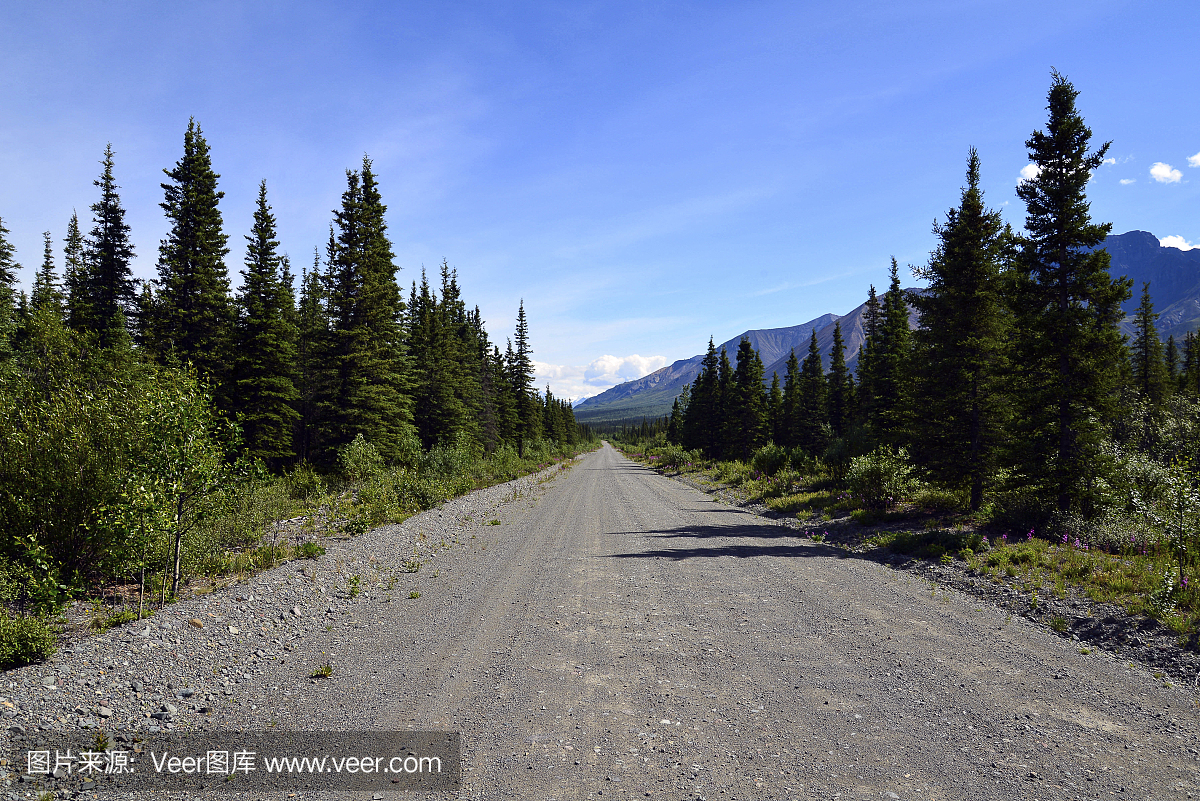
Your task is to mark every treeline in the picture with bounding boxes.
[0,119,589,651]
[5,121,583,468]
[667,72,1200,524]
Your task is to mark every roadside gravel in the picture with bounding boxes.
[4,443,1198,800]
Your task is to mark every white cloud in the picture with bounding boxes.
[533,354,669,402]
[1017,163,1041,183]
[1188,151,1200,168]
[1160,235,1196,251]
[1150,162,1183,183]
[1119,178,1136,185]
[1102,157,1116,166]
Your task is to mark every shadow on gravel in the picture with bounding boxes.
[608,523,852,561]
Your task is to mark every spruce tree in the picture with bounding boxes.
[409,269,468,448]
[826,320,853,437]
[796,330,829,456]
[682,338,720,455]
[320,157,414,464]
[1130,282,1169,405]
[152,119,234,396]
[1164,335,1179,389]
[909,149,1012,510]
[509,301,541,453]
[855,285,882,424]
[767,372,784,444]
[295,249,330,464]
[80,144,136,346]
[62,211,88,331]
[872,258,913,445]
[726,337,766,461]
[1182,332,1199,397]
[0,215,18,362]
[1011,71,1131,514]
[234,180,300,466]
[716,346,733,459]
[31,231,64,315]
[781,348,801,448]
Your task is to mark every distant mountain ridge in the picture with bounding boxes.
[573,231,1200,424]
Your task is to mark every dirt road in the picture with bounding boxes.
[9,442,1197,800]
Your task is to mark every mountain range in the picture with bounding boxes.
[573,231,1200,424]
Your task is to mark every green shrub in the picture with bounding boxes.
[846,446,916,511]
[0,610,57,668]
[297,541,325,559]
[340,435,385,483]
[655,444,698,470]
[750,443,790,476]
[286,463,326,501]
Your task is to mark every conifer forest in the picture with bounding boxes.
[620,74,1200,643]
[0,120,592,666]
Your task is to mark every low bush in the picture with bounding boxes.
[0,610,57,668]
[750,443,790,477]
[846,446,916,511]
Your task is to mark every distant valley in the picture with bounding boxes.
[574,231,1200,425]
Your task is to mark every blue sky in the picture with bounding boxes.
[2,1,1197,401]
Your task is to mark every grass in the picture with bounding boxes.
[311,662,333,679]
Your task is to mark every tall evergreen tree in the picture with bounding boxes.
[409,269,469,448]
[1011,71,1131,514]
[826,320,853,437]
[780,348,801,448]
[868,259,913,445]
[725,337,766,461]
[508,301,541,453]
[150,119,234,396]
[319,157,414,464]
[0,215,18,362]
[1182,331,1200,397]
[795,330,829,455]
[234,180,300,466]
[682,338,721,455]
[1130,282,1169,405]
[909,149,1012,509]
[80,144,136,345]
[855,285,882,424]
[766,372,784,444]
[295,249,329,464]
[31,231,64,315]
[1164,335,1179,389]
[62,211,87,331]
[716,346,734,458]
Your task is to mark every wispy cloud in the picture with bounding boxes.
[533,354,669,401]
[1160,235,1196,251]
[1150,162,1183,183]
[1102,157,1116,166]
[1119,178,1136,185]
[1188,151,1200,168]
[1017,163,1041,184]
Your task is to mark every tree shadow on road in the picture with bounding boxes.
[607,522,854,561]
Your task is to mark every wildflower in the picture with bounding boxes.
[1027,529,1034,541]
[1001,533,1008,546]
[1061,532,1068,545]
[1073,537,1081,550]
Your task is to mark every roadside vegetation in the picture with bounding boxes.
[0,128,596,668]
[611,73,1200,643]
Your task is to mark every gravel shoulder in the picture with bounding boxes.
[4,442,1199,800]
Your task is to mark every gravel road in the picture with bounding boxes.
[4,442,1198,800]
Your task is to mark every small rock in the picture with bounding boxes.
[41,676,56,687]
[188,618,204,629]
[177,689,195,698]
[162,703,178,714]
[291,606,302,617]
[228,626,239,635]
[150,711,172,721]
[97,707,113,718]
[130,681,143,693]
